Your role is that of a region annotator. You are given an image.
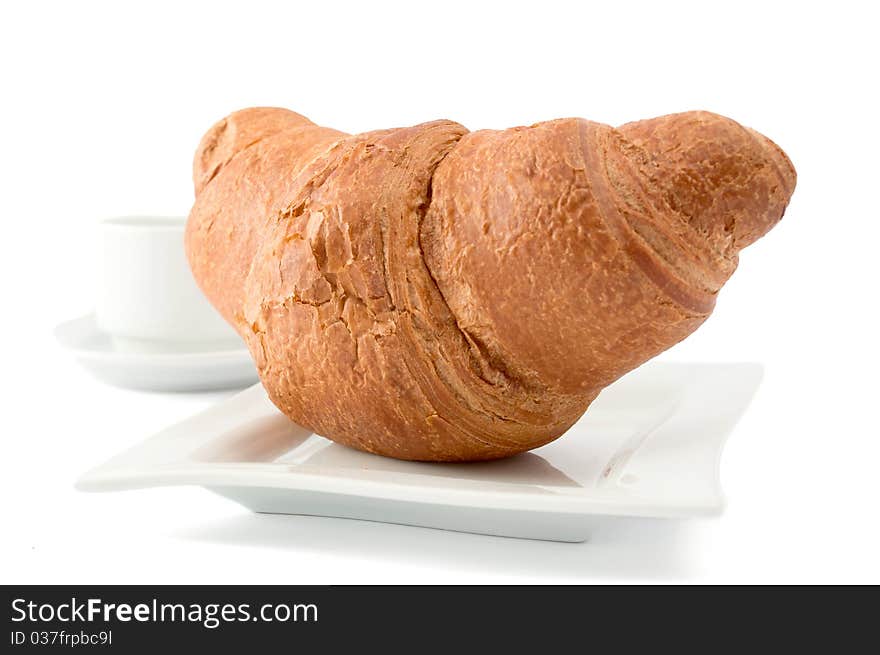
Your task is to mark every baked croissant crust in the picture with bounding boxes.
[186,108,796,461]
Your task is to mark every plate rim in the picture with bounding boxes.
[54,313,253,363]
[75,361,763,520]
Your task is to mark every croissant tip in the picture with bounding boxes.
[728,127,797,251]
[752,128,797,196]
[193,107,316,197]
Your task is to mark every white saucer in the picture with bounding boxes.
[55,314,259,392]
[77,361,762,541]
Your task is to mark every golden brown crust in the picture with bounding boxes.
[186,111,346,322]
[186,108,796,461]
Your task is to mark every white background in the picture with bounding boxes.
[1,0,878,584]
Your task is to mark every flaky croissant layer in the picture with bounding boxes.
[186,108,796,461]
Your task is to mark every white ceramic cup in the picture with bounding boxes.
[96,216,240,352]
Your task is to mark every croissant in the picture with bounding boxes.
[186,107,795,461]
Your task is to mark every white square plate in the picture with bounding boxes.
[77,362,762,542]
